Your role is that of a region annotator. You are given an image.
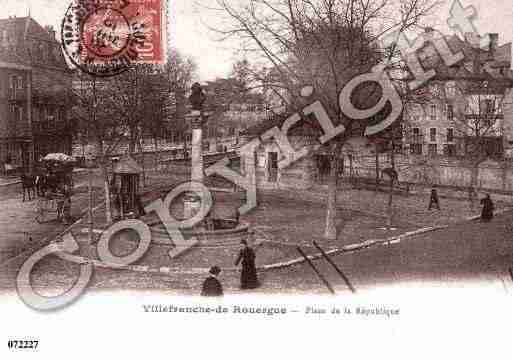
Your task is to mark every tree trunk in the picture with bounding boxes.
[388,142,396,227]
[129,129,136,154]
[100,161,112,225]
[387,178,394,227]
[96,140,112,225]
[469,162,479,210]
[375,144,380,192]
[324,156,338,240]
[88,165,94,243]
[154,136,159,171]
[137,139,146,187]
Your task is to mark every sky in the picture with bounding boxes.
[0,0,513,81]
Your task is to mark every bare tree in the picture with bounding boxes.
[71,70,128,224]
[166,50,198,154]
[200,0,438,239]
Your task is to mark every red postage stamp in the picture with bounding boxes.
[62,0,167,76]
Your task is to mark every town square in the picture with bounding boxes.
[1,0,513,356]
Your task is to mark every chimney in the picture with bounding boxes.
[464,32,480,48]
[488,33,499,54]
[44,25,56,40]
[424,27,436,40]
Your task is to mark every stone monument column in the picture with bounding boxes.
[190,111,204,183]
[183,83,207,220]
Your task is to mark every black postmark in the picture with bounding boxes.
[61,0,147,77]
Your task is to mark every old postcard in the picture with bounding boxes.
[0,0,512,357]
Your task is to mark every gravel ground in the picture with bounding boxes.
[2,167,511,296]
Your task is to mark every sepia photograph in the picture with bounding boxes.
[0,0,512,357]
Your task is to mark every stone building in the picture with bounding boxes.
[0,16,72,173]
[403,30,513,159]
[239,113,321,189]
[234,30,513,192]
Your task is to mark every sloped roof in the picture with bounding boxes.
[113,156,143,174]
[240,114,287,137]
[240,113,321,138]
[418,34,512,81]
[0,16,69,70]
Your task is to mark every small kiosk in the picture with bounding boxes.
[112,156,143,219]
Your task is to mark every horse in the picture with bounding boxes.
[37,173,60,197]
[35,174,47,197]
[20,173,37,202]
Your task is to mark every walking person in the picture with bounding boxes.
[428,185,440,210]
[235,239,260,290]
[468,186,477,211]
[201,266,223,297]
[480,194,494,222]
[61,182,72,224]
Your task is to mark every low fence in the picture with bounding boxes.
[338,154,513,193]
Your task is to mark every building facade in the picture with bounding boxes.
[0,16,72,173]
[403,31,513,160]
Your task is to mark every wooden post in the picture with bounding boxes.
[313,241,356,293]
[120,191,125,220]
[375,143,380,192]
[296,246,335,294]
[88,164,93,244]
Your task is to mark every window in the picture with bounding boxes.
[39,107,45,122]
[411,127,422,144]
[481,99,495,115]
[447,128,454,142]
[9,106,23,122]
[444,144,457,157]
[446,81,457,97]
[447,104,454,121]
[17,76,23,89]
[429,104,436,120]
[428,144,438,156]
[39,43,46,61]
[430,128,437,142]
[410,143,422,155]
[9,75,16,89]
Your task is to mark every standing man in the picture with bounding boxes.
[201,266,223,297]
[235,239,260,290]
[428,185,440,210]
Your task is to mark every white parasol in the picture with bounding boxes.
[42,153,75,162]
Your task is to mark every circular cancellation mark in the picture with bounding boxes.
[61,0,147,77]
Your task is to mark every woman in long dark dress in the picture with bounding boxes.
[235,239,260,289]
[480,194,494,222]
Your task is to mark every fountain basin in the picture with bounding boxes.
[149,221,251,247]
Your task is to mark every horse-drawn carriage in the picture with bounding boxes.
[32,153,75,224]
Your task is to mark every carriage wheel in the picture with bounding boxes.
[35,209,44,224]
[35,200,46,224]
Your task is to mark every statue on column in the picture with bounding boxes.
[189,82,206,111]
